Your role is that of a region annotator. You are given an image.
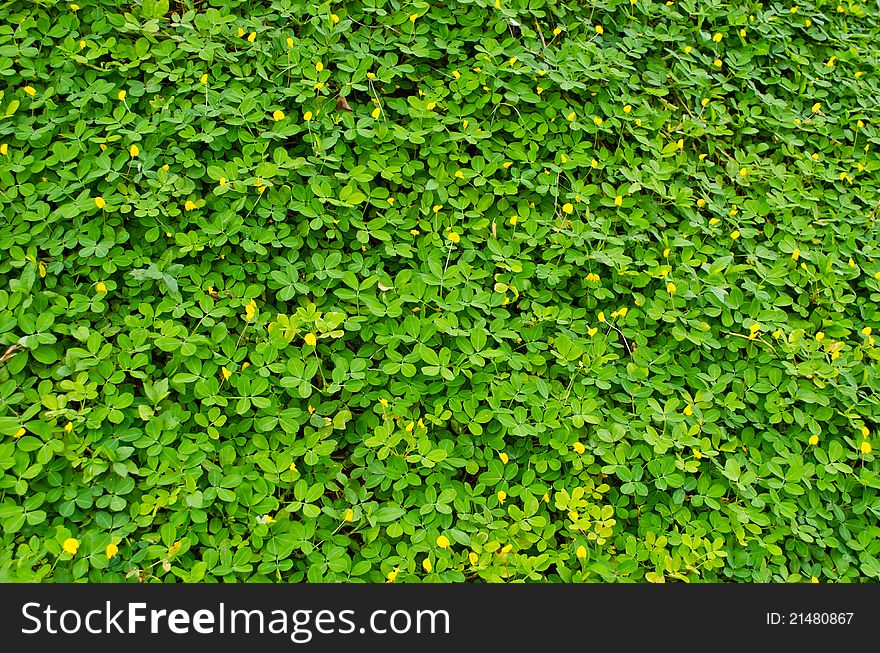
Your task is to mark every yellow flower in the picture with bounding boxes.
[371,107,381,119]
[455,170,464,179]
[812,102,821,113]
[598,311,606,323]
[730,230,740,240]
[576,545,587,559]
[499,452,509,464]
[386,567,399,582]
[713,59,722,67]
[219,177,226,186]
[593,116,603,126]
[588,327,598,337]
[344,508,354,521]
[739,167,749,177]
[667,282,677,294]
[316,61,324,72]
[273,110,285,121]
[331,14,340,24]
[24,86,36,96]
[0,143,7,155]
[129,144,139,157]
[792,248,800,261]
[448,232,461,244]
[614,195,623,207]
[221,367,232,380]
[712,32,723,42]
[94,197,106,209]
[409,13,418,23]
[874,271,880,280]
[502,161,513,169]
[237,27,245,37]
[103,542,119,559]
[497,490,507,503]
[562,203,574,214]
[379,398,388,408]
[567,111,576,121]
[247,32,256,42]
[96,282,108,293]
[701,98,710,107]
[811,576,819,583]
[573,441,585,454]
[816,332,825,341]
[304,333,318,346]
[862,327,872,337]
[694,449,702,459]
[553,28,562,36]
[70,3,80,10]
[509,216,517,226]
[740,28,747,36]
[245,301,256,321]
[304,111,313,122]
[849,258,855,267]
[469,551,479,564]
[287,37,294,48]
[118,90,126,101]
[436,535,450,549]
[423,557,432,572]
[79,40,86,48]
[161,163,168,170]
[452,70,461,80]
[684,404,693,416]
[809,435,819,446]
[684,46,693,54]
[387,197,395,206]
[509,57,518,65]
[595,25,604,34]
[184,200,197,211]
[14,427,25,439]
[494,0,500,7]
[64,422,73,433]
[62,538,80,555]
[623,104,632,113]
[288,462,296,471]
[861,441,872,455]
[591,158,598,168]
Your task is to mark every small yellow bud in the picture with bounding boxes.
[304,333,317,346]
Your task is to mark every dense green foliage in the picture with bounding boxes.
[1,0,879,583]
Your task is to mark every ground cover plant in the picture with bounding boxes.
[0,0,879,583]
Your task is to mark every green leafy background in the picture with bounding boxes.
[1,0,878,582]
